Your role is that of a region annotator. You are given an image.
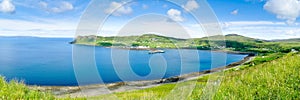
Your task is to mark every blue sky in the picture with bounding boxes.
[0,0,299,39]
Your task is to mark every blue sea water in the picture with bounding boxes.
[0,37,247,86]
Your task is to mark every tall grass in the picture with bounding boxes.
[0,77,55,100]
[213,53,300,99]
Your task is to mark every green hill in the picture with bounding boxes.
[73,34,300,53]
[197,34,263,43]
[272,38,300,42]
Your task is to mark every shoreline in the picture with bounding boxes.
[29,54,255,98]
[74,44,256,55]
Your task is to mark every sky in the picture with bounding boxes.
[0,0,299,40]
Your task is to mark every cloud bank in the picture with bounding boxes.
[104,1,133,16]
[264,0,300,25]
[0,0,15,13]
[182,0,199,11]
[167,9,184,22]
[231,9,239,15]
[39,1,74,13]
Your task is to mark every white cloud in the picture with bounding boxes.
[100,14,205,38]
[101,18,300,40]
[104,1,133,16]
[222,21,286,27]
[39,1,74,13]
[167,9,184,22]
[114,15,200,39]
[219,21,300,39]
[263,0,300,25]
[0,0,15,13]
[52,1,73,13]
[163,4,168,8]
[142,4,148,9]
[182,0,199,11]
[0,19,77,37]
[39,1,47,8]
[230,9,239,15]
[285,29,299,35]
[245,0,265,3]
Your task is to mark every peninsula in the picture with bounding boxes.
[71,34,300,54]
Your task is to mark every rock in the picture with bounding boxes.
[69,40,76,44]
[159,76,181,83]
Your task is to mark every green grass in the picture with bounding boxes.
[0,77,55,100]
[213,53,300,99]
[74,34,300,53]
[87,52,300,99]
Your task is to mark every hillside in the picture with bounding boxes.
[272,38,300,42]
[72,34,300,53]
[197,34,263,43]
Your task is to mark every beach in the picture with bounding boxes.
[30,54,254,98]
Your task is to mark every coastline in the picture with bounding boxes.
[29,54,255,98]
[73,44,256,56]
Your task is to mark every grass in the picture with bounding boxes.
[0,77,55,100]
[74,34,300,53]
[87,52,300,100]
[213,52,300,99]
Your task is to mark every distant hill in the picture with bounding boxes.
[225,34,265,43]
[72,34,300,53]
[271,38,300,42]
[195,34,265,43]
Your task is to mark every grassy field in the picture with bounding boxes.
[85,52,300,100]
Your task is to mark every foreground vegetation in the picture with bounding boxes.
[0,77,55,99]
[88,52,300,99]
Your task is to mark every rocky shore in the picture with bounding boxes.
[29,54,254,98]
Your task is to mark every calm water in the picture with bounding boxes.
[0,37,247,86]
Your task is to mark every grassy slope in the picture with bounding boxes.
[0,77,55,100]
[74,34,300,53]
[272,38,300,42]
[213,53,300,99]
[88,52,300,100]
